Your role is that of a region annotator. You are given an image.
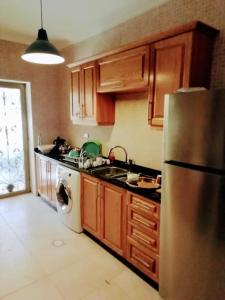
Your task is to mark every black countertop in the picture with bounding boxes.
[35,150,161,203]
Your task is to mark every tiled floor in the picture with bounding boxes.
[0,193,162,300]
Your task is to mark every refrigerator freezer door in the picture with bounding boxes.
[160,163,225,300]
[164,89,225,170]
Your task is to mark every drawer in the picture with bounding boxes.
[127,239,159,282]
[127,192,160,220]
[128,207,160,236]
[128,224,159,253]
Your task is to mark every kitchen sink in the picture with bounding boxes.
[90,166,128,178]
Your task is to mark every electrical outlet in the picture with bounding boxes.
[83,133,89,139]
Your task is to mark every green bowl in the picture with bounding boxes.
[68,150,80,158]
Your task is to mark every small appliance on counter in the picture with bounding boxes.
[36,136,71,157]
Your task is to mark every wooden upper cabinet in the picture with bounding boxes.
[70,62,115,126]
[97,46,149,93]
[149,30,216,126]
[71,66,82,123]
[68,21,218,127]
[82,63,96,122]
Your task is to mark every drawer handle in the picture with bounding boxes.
[133,232,150,245]
[133,200,156,212]
[133,232,156,247]
[133,215,156,229]
[133,254,154,271]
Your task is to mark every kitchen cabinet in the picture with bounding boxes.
[68,21,218,127]
[149,30,216,126]
[101,182,126,256]
[70,66,82,123]
[80,174,101,238]
[35,154,42,195]
[70,62,115,126]
[126,192,160,283]
[80,173,161,283]
[35,154,58,205]
[80,174,126,255]
[97,46,149,93]
[49,161,58,203]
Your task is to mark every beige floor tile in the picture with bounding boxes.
[1,278,64,300]
[129,280,162,300]
[29,237,92,275]
[0,193,47,214]
[111,269,146,297]
[0,194,159,300]
[82,282,131,300]
[48,261,101,300]
[0,247,46,298]
[0,216,24,254]
[89,248,127,281]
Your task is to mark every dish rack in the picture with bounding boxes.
[62,154,87,167]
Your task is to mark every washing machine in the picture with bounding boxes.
[56,165,82,233]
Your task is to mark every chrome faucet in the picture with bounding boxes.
[108,145,128,164]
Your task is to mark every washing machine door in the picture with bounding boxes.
[56,178,73,214]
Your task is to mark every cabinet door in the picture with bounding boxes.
[39,157,49,199]
[149,33,192,126]
[97,46,149,93]
[35,155,41,195]
[71,66,82,122]
[70,63,115,126]
[81,174,101,238]
[49,161,57,203]
[101,182,126,256]
[82,62,96,123]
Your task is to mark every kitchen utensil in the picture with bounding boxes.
[38,144,55,154]
[126,176,159,189]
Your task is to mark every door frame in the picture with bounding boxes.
[0,81,30,198]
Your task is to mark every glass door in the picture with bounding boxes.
[0,82,30,198]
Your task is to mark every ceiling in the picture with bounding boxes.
[0,0,168,49]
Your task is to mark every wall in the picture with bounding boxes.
[0,39,62,193]
[60,0,225,170]
[0,39,62,146]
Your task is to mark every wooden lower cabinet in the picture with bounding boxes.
[81,174,101,238]
[35,154,58,205]
[49,161,58,203]
[127,238,159,282]
[80,173,161,284]
[81,174,126,255]
[101,182,126,256]
[126,192,160,283]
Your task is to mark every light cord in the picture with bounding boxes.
[40,0,43,28]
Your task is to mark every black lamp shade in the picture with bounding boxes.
[21,28,65,65]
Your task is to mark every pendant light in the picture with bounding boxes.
[21,0,64,65]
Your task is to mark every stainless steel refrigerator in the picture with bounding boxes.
[159,89,225,300]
